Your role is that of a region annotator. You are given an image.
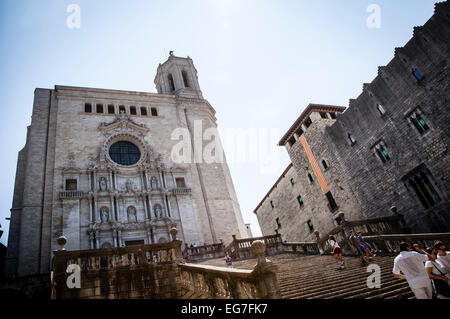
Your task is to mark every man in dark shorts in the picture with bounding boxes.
[349,230,367,266]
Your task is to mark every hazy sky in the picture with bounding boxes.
[0,0,437,246]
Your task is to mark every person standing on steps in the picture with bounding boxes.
[392,242,434,299]
[424,247,450,299]
[327,235,345,269]
[225,252,233,268]
[357,231,374,259]
[349,230,367,266]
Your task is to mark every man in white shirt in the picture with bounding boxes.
[434,241,450,274]
[393,242,433,299]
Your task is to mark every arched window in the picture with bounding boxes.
[182,70,190,88]
[168,73,175,91]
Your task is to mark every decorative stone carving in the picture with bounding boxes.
[154,204,164,219]
[99,177,107,191]
[127,206,137,222]
[151,176,159,189]
[100,207,109,223]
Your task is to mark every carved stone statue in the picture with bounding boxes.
[154,205,163,219]
[100,207,109,223]
[125,179,134,193]
[151,176,158,189]
[127,206,137,222]
[99,177,107,191]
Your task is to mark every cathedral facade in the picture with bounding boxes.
[5,55,247,279]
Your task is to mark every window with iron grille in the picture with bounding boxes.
[109,141,141,166]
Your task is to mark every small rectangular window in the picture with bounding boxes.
[176,177,186,188]
[348,133,356,145]
[320,112,327,119]
[108,104,115,114]
[297,195,304,206]
[96,104,104,113]
[290,178,295,185]
[296,128,304,136]
[288,136,296,147]
[304,117,312,128]
[85,103,92,113]
[307,219,314,232]
[377,104,386,115]
[119,105,126,114]
[270,200,274,208]
[276,217,281,228]
[375,143,390,163]
[130,106,137,115]
[412,68,423,81]
[411,112,429,134]
[326,191,338,211]
[65,179,77,191]
[151,107,158,116]
[330,112,337,119]
[141,107,147,116]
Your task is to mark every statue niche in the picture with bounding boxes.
[127,206,137,222]
[150,176,159,190]
[100,207,109,223]
[99,177,108,191]
[154,204,164,219]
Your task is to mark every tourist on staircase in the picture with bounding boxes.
[349,230,367,266]
[424,247,450,299]
[392,242,434,299]
[357,231,374,259]
[434,241,450,274]
[327,235,345,269]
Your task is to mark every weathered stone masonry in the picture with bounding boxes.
[255,2,450,240]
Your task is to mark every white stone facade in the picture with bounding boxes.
[6,55,248,278]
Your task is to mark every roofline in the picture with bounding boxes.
[278,103,346,146]
[253,163,293,214]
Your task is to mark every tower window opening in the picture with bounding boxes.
[348,133,356,145]
[270,200,274,208]
[320,112,327,119]
[377,104,386,115]
[65,179,77,191]
[290,178,295,185]
[108,104,115,114]
[276,217,281,228]
[119,105,126,114]
[182,70,190,88]
[412,68,423,81]
[297,195,304,206]
[375,143,390,163]
[151,107,158,116]
[130,106,137,115]
[168,74,175,91]
[330,112,337,119]
[307,219,314,232]
[297,128,304,136]
[141,107,147,116]
[308,173,314,183]
[288,136,296,146]
[322,160,328,170]
[325,191,338,211]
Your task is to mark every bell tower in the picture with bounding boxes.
[154,52,203,99]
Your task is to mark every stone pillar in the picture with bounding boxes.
[143,195,149,219]
[314,230,324,254]
[88,195,93,223]
[95,230,100,249]
[110,196,116,221]
[166,195,172,217]
[250,240,281,299]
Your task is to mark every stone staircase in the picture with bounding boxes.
[199,253,415,299]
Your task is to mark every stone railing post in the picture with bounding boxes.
[314,230,324,254]
[251,240,281,299]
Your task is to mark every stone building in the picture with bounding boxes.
[5,54,248,282]
[255,2,450,241]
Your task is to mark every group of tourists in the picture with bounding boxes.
[393,240,450,299]
[327,230,374,269]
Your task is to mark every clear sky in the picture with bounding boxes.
[0,0,438,246]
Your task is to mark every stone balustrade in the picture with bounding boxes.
[184,243,224,262]
[59,191,84,199]
[179,240,281,299]
[281,242,320,254]
[362,233,450,256]
[224,234,283,260]
[170,187,192,195]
